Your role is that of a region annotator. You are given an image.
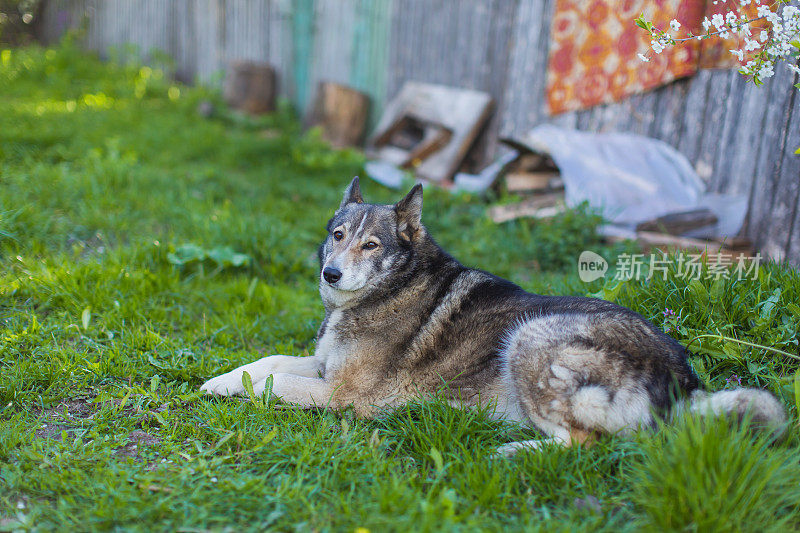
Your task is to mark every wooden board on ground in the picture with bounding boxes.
[488,193,565,223]
[604,231,754,262]
[635,208,718,235]
[367,82,494,183]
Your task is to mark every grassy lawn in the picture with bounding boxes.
[2,41,800,532]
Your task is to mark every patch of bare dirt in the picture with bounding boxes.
[33,394,163,463]
[34,396,98,441]
[114,429,163,461]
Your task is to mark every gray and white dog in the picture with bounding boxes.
[201,177,786,454]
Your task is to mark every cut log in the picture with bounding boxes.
[224,61,277,115]
[517,154,545,170]
[309,82,370,148]
[505,171,563,193]
[636,208,718,235]
[488,193,565,223]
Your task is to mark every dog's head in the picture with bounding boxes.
[318,176,424,308]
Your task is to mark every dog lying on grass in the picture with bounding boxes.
[201,177,786,454]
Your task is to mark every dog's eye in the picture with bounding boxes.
[363,241,378,250]
[333,231,344,241]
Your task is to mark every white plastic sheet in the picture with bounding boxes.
[520,124,747,238]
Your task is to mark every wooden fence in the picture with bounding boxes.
[38,0,800,263]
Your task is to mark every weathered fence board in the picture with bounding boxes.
[38,0,800,264]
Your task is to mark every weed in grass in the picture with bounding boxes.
[629,414,800,531]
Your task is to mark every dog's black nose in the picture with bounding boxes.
[323,267,342,284]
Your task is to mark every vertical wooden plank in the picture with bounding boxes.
[291,0,315,112]
[499,0,551,137]
[708,72,746,193]
[651,80,689,148]
[385,0,406,101]
[785,80,800,261]
[677,69,713,165]
[745,65,796,245]
[764,84,800,261]
[717,80,772,196]
[693,70,735,183]
[268,0,293,100]
[350,0,392,128]
[479,0,518,158]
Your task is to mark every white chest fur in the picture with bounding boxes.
[316,309,350,378]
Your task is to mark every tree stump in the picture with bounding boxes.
[224,61,277,115]
[310,82,370,148]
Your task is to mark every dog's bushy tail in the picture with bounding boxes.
[687,388,787,437]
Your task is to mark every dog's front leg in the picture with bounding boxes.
[200,355,323,396]
[253,373,336,409]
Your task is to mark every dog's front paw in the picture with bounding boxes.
[200,371,247,396]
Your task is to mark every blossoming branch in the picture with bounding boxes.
[635,0,800,87]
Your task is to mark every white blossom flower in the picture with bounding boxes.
[787,63,800,76]
[759,30,768,42]
[744,38,761,51]
[730,48,745,61]
[711,13,725,30]
[638,53,651,62]
[670,19,681,32]
[702,17,711,31]
[651,40,665,54]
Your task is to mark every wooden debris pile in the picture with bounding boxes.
[488,147,566,224]
[366,82,494,186]
[489,145,753,258]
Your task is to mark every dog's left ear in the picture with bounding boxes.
[394,184,423,242]
[339,176,364,210]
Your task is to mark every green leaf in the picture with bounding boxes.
[260,427,279,446]
[688,279,708,304]
[241,370,261,408]
[709,279,725,302]
[149,374,161,394]
[246,277,259,301]
[794,370,800,417]
[214,431,236,450]
[152,411,168,427]
[760,288,781,320]
[242,371,271,409]
[167,243,207,266]
[81,307,91,330]
[429,446,445,474]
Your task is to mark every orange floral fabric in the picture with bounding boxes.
[546,0,760,114]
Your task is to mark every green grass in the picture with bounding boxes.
[1,41,800,532]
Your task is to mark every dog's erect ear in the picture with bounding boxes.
[339,176,364,210]
[394,183,423,242]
